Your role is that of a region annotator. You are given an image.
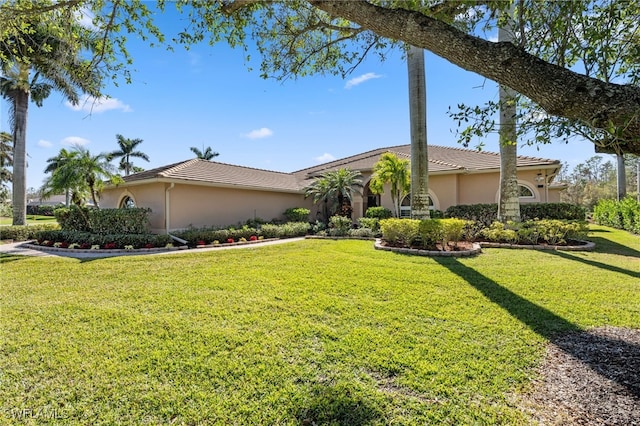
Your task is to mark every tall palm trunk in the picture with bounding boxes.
[407,45,430,220]
[497,5,521,223]
[11,66,29,226]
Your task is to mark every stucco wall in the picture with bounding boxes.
[101,183,167,233]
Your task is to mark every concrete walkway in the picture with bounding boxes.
[0,237,306,260]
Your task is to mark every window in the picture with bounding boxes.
[120,196,136,208]
[518,184,535,198]
[399,194,434,218]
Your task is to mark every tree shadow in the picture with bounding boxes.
[587,234,640,258]
[434,257,640,398]
[546,250,640,279]
[0,253,30,264]
[295,384,383,426]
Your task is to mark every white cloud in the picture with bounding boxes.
[37,139,53,148]
[345,72,382,89]
[315,153,336,163]
[243,127,274,139]
[61,136,90,147]
[66,95,132,113]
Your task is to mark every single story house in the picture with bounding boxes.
[100,144,566,234]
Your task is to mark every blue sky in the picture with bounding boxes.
[1,6,602,189]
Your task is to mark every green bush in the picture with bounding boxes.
[26,204,61,216]
[0,223,60,241]
[0,202,12,217]
[380,218,420,247]
[480,220,588,245]
[365,207,392,219]
[54,206,151,234]
[418,219,445,249]
[357,217,380,233]
[445,203,587,226]
[33,230,172,249]
[329,215,352,237]
[442,218,467,246]
[284,207,310,222]
[347,227,375,238]
[594,197,639,234]
[55,206,92,232]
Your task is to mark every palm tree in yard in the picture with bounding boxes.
[42,148,81,207]
[304,168,363,220]
[369,152,411,218]
[190,146,219,160]
[407,44,430,220]
[42,146,121,208]
[108,134,149,175]
[0,14,102,224]
[0,131,13,201]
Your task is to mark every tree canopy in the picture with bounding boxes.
[2,0,639,155]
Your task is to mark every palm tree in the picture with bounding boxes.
[108,134,150,175]
[42,145,121,208]
[407,45,430,219]
[42,148,79,207]
[497,4,521,222]
[304,168,363,221]
[0,131,12,201]
[0,15,102,225]
[190,146,219,160]
[369,152,411,218]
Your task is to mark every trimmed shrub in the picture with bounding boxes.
[418,219,445,248]
[445,203,587,226]
[480,222,519,243]
[365,207,393,219]
[26,204,61,216]
[33,230,171,249]
[347,227,375,238]
[0,223,60,241]
[329,215,352,236]
[442,218,467,246]
[54,206,151,234]
[357,217,380,233]
[380,218,420,246]
[55,206,92,232]
[284,207,310,222]
[480,220,588,245]
[594,197,639,234]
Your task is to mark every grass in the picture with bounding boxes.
[0,225,638,425]
[0,215,58,226]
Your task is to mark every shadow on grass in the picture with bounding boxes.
[545,250,640,279]
[0,253,29,264]
[434,257,640,398]
[587,235,640,258]
[295,384,383,426]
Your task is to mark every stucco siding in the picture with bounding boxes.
[167,184,312,230]
[102,183,167,233]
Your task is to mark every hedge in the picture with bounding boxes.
[55,206,151,234]
[0,223,61,241]
[593,197,640,234]
[33,230,172,249]
[172,222,311,246]
[445,203,586,226]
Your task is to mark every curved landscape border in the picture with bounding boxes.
[374,239,595,257]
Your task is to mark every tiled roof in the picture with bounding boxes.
[115,145,560,192]
[293,144,559,177]
[120,159,305,192]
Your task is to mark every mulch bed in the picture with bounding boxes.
[517,326,640,425]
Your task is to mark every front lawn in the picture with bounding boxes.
[1,226,638,424]
[0,215,58,226]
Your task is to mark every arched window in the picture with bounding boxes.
[120,195,136,208]
[518,184,535,199]
[399,194,434,218]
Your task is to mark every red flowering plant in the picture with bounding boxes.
[197,240,206,246]
[80,243,91,249]
[227,238,235,244]
[60,242,69,248]
[104,243,117,250]
[144,243,155,249]
[249,235,258,241]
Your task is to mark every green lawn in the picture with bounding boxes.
[1,226,638,425]
[0,215,58,226]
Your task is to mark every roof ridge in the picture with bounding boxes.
[206,159,296,176]
[158,158,201,177]
[429,158,464,169]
